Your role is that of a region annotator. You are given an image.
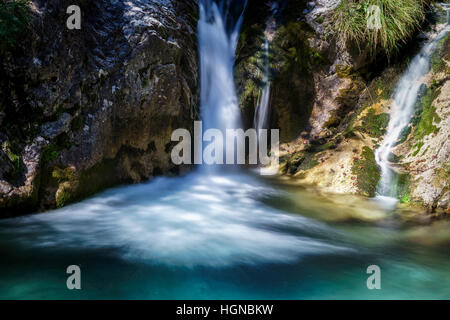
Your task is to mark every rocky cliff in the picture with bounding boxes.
[0,0,199,215]
[236,0,449,213]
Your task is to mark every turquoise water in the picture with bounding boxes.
[0,170,449,299]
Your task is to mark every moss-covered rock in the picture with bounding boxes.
[282,150,320,175]
[351,146,381,197]
[356,108,390,138]
[413,85,441,141]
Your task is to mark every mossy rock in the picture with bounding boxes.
[394,173,411,204]
[324,116,340,128]
[336,64,354,79]
[413,85,441,141]
[356,108,390,138]
[430,32,450,74]
[351,146,381,197]
[283,150,320,175]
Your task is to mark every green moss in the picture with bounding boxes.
[0,0,30,51]
[285,151,305,174]
[356,108,390,138]
[270,20,316,142]
[374,78,393,101]
[55,186,73,208]
[336,64,354,78]
[315,16,324,24]
[283,151,319,174]
[298,153,319,171]
[400,194,410,203]
[351,146,381,197]
[51,167,76,182]
[314,141,337,152]
[430,33,449,73]
[394,173,411,203]
[51,158,126,208]
[413,85,441,142]
[412,141,424,156]
[41,143,59,163]
[1,141,23,177]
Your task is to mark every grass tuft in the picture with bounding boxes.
[332,0,426,56]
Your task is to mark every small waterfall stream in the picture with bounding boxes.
[254,39,271,137]
[375,25,449,199]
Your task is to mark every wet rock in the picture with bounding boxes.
[0,0,199,215]
[40,113,72,139]
[0,150,13,180]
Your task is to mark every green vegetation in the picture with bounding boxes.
[314,141,337,152]
[395,173,411,203]
[298,153,319,171]
[373,77,393,101]
[52,159,123,208]
[412,141,424,156]
[333,0,426,56]
[356,108,390,137]
[0,0,30,50]
[41,143,59,163]
[1,141,22,177]
[270,20,316,142]
[336,64,354,79]
[413,86,441,141]
[351,146,381,197]
[430,33,449,73]
[282,151,319,174]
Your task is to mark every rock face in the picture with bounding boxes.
[402,79,449,210]
[393,30,450,211]
[0,0,199,215]
[236,1,449,213]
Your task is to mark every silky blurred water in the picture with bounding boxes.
[0,0,448,300]
[0,170,449,299]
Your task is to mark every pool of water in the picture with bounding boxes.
[0,170,449,299]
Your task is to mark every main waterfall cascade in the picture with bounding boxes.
[197,0,248,169]
[198,0,246,133]
[375,24,450,200]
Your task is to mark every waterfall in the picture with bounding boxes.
[198,0,246,133]
[375,25,449,198]
[197,0,247,168]
[254,39,271,139]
